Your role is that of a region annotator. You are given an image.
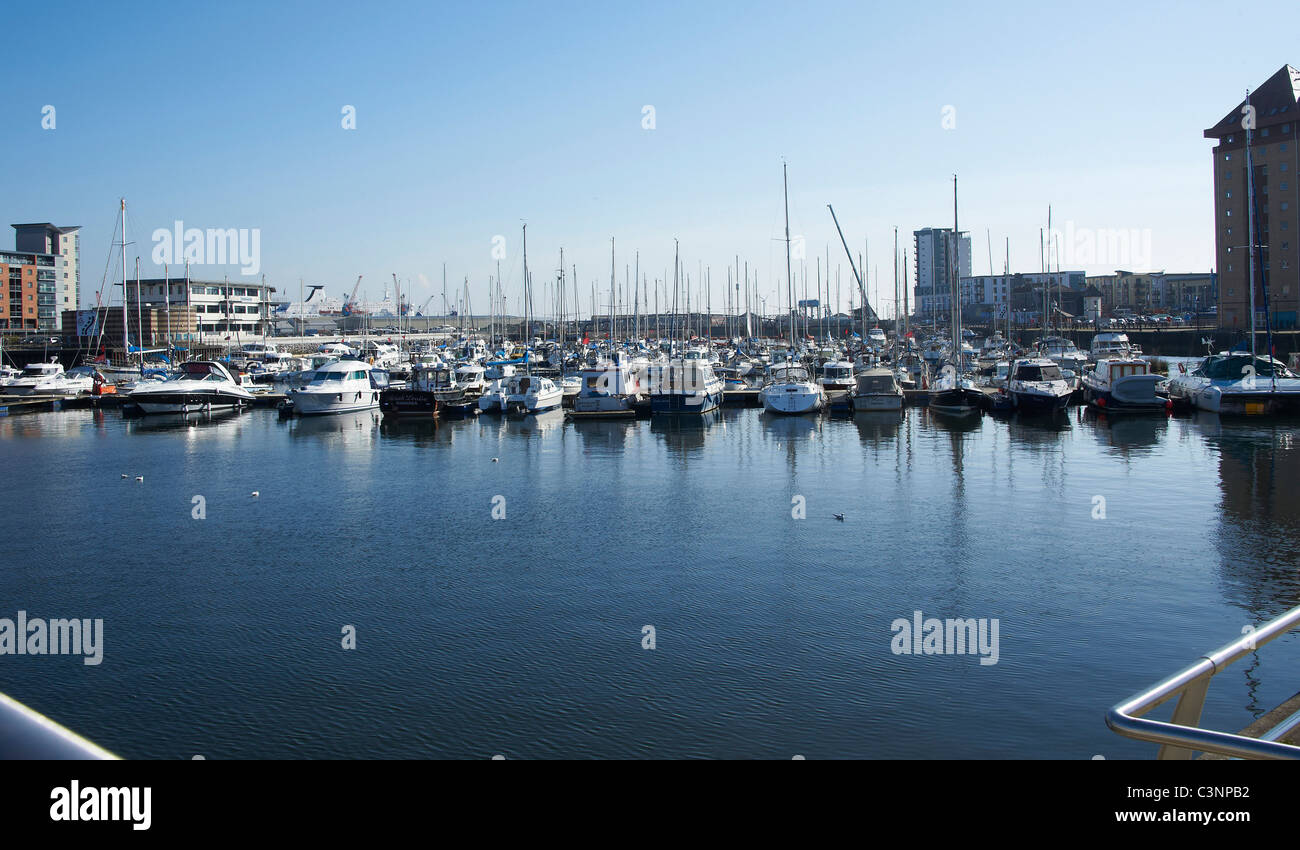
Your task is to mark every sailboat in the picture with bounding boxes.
[759,162,825,416]
[928,175,982,417]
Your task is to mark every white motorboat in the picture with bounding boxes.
[1167,352,1300,415]
[1036,336,1088,372]
[128,360,255,414]
[1008,357,1072,413]
[571,354,643,419]
[504,373,563,414]
[288,359,380,415]
[818,360,855,393]
[1082,358,1168,413]
[7,362,97,397]
[759,360,825,415]
[1088,332,1141,363]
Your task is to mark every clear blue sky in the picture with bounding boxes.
[4,0,1294,317]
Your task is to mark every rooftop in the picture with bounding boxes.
[1204,64,1300,139]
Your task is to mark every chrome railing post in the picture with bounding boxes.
[1158,678,1210,760]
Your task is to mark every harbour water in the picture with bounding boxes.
[1,405,1297,759]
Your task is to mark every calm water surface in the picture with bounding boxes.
[1,403,1297,759]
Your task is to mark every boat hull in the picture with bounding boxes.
[1012,390,1071,413]
[851,393,904,411]
[928,387,981,416]
[650,389,723,415]
[290,388,380,416]
[130,391,252,414]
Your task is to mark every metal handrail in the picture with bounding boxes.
[0,691,118,759]
[1107,605,1300,759]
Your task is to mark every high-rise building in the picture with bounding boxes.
[11,223,80,328]
[913,227,971,323]
[1204,64,1300,330]
[0,249,61,331]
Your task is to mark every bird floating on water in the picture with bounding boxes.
[135,476,144,483]
[833,513,844,522]
[491,458,499,463]
[251,491,260,498]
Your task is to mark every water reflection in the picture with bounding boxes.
[852,410,903,445]
[123,408,247,434]
[649,411,721,457]
[1080,408,1168,457]
[287,410,379,449]
[571,418,637,454]
[379,416,444,446]
[1209,421,1300,615]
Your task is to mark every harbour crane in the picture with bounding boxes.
[341,275,364,316]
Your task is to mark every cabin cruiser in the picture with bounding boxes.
[1166,353,1300,415]
[504,374,563,415]
[382,363,471,417]
[477,363,519,413]
[1088,332,1141,363]
[287,359,380,415]
[978,334,1010,364]
[317,341,358,360]
[819,360,855,393]
[1082,358,1168,412]
[759,360,825,415]
[127,360,255,414]
[895,351,926,390]
[9,363,98,396]
[571,354,643,418]
[360,341,402,369]
[1036,336,1088,372]
[7,361,75,396]
[866,327,888,348]
[851,368,904,411]
[452,363,487,397]
[648,358,725,414]
[1007,357,1072,412]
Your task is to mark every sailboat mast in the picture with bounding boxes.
[120,199,128,366]
[952,174,961,368]
[1246,89,1258,364]
[134,257,143,370]
[783,162,794,352]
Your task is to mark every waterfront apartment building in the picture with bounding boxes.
[125,278,276,337]
[913,227,971,322]
[1087,270,1218,315]
[1,249,64,331]
[1204,64,1300,330]
[959,270,1085,320]
[12,223,80,328]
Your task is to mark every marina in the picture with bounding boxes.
[5,1,1300,803]
[0,393,1297,760]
